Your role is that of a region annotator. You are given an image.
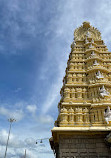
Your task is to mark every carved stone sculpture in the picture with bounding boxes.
[91,51,95,56]
[86,30,91,38]
[95,71,104,79]
[91,38,94,43]
[93,60,99,66]
[89,43,94,48]
[85,37,89,44]
[104,106,111,124]
[99,85,109,98]
[71,41,76,48]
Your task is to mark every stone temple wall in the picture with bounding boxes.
[58,135,111,158]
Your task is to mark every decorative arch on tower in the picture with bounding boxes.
[74,21,101,41]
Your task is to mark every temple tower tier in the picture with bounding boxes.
[50,22,111,158]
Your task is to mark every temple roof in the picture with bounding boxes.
[74,21,101,41]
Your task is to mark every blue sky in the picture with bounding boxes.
[0,0,111,157]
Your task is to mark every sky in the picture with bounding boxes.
[0,0,111,157]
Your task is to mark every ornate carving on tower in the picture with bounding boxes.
[91,51,95,56]
[95,71,104,79]
[59,107,68,126]
[55,21,111,126]
[75,107,83,124]
[104,106,111,124]
[68,107,74,125]
[74,21,101,41]
[99,85,109,98]
[83,107,90,124]
[93,60,99,66]
[50,22,111,158]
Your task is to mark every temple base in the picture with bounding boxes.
[50,127,111,158]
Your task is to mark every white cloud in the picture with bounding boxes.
[25,137,36,147]
[0,0,41,54]
[0,107,24,121]
[0,129,24,148]
[39,115,54,124]
[41,59,67,114]
[41,80,62,115]
[26,104,37,114]
[0,129,54,158]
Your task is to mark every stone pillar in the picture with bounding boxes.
[83,108,90,124]
[75,107,83,124]
[71,88,75,98]
[64,88,70,99]
[67,74,72,83]
[98,109,103,123]
[69,63,74,70]
[94,109,99,122]
[59,107,68,126]
[90,110,95,124]
[69,107,74,125]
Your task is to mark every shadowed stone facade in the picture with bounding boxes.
[59,134,111,158]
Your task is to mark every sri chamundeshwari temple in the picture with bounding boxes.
[50,22,111,158]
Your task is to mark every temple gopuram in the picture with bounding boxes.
[50,22,111,158]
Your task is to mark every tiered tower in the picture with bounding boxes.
[50,22,111,158]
